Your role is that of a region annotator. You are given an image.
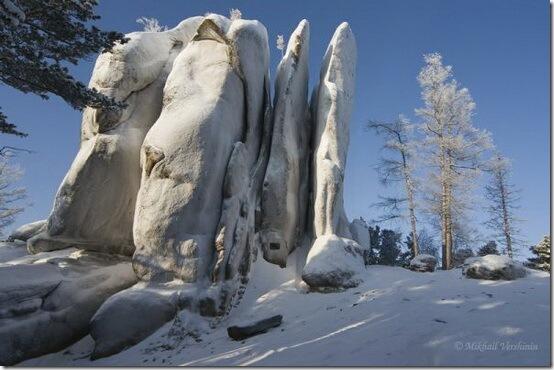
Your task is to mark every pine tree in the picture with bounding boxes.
[477,241,500,256]
[367,226,402,266]
[379,229,402,265]
[416,53,492,269]
[526,236,550,272]
[0,0,127,136]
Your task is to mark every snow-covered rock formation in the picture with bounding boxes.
[301,22,361,290]
[27,18,204,256]
[1,13,358,364]
[260,19,311,267]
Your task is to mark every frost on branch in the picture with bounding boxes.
[136,17,168,32]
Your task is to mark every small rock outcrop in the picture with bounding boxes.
[462,255,527,280]
[409,254,437,272]
[349,217,370,249]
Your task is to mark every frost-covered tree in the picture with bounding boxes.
[484,153,520,258]
[0,0,126,136]
[526,236,550,272]
[136,17,167,32]
[416,53,492,269]
[477,240,500,256]
[229,8,242,20]
[369,116,420,256]
[413,229,439,258]
[0,149,26,236]
[276,34,285,57]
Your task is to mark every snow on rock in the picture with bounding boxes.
[302,235,367,290]
[0,249,137,365]
[132,16,269,284]
[0,240,27,263]
[409,254,437,273]
[28,18,203,257]
[260,19,311,267]
[7,220,46,242]
[20,258,550,366]
[349,217,370,249]
[311,22,357,240]
[90,287,178,360]
[462,255,527,280]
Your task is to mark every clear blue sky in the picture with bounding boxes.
[0,0,549,254]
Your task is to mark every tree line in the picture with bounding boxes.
[368,53,542,270]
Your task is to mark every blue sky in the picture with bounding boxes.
[0,0,549,255]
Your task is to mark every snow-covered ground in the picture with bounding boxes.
[21,251,550,366]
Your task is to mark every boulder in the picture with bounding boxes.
[260,20,311,267]
[409,254,437,272]
[302,235,366,290]
[7,220,46,242]
[227,315,283,340]
[0,250,137,365]
[90,288,178,360]
[28,17,204,256]
[462,255,527,280]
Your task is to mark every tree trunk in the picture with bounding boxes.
[441,181,449,269]
[499,176,513,258]
[404,171,418,256]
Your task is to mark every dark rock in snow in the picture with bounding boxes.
[227,315,283,340]
[409,254,437,272]
[462,255,527,280]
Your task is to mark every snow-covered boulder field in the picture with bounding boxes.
[409,254,437,272]
[20,253,550,366]
[462,255,527,280]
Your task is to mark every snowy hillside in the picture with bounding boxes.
[21,251,550,367]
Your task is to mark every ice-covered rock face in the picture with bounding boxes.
[28,18,204,256]
[311,22,357,240]
[132,17,270,283]
[260,20,311,267]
